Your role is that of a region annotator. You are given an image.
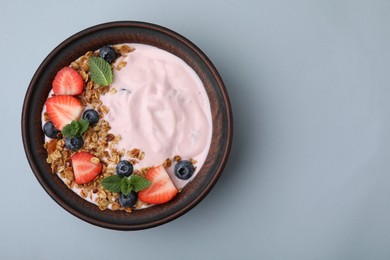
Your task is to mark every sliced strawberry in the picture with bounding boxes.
[45,95,83,130]
[52,67,84,95]
[71,152,102,185]
[138,165,178,204]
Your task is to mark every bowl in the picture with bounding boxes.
[22,21,233,230]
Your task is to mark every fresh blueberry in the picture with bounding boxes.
[116,160,133,177]
[99,46,117,64]
[65,136,84,151]
[174,160,195,180]
[82,109,99,126]
[118,191,138,208]
[43,121,60,139]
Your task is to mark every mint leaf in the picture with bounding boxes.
[101,175,122,193]
[101,174,151,195]
[79,119,89,133]
[88,56,113,86]
[62,122,75,138]
[129,175,151,192]
[62,119,89,138]
[120,177,132,195]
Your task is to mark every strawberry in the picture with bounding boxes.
[45,95,83,130]
[52,67,84,95]
[138,165,178,204]
[71,152,102,185]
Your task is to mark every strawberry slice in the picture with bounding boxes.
[52,67,84,95]
[71,152,102,185]
[45,95,83,130]
[138,165,178,204]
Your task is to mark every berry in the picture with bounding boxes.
[71,151,102,184]
[138,165,178,204]
[116,160,133,177]
[118,191,138,208]
[99,46,117,63]
[43,121,60,139]
[65,136,84,151]
[52,67,84,95]
[45,95,83,130]
[82,109,99,125]
[174,160,195,180]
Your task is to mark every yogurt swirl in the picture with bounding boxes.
[100,44,212,189]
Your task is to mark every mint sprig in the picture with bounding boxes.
[62,119,89,138]
[120,177,132,195]
[101,174,151,195]
[88,56,113,86]
[101,175,122,192]
[129,175,152,192]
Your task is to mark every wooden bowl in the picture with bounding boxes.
[22,21,233,230]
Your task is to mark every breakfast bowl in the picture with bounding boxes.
[22,21,232,230]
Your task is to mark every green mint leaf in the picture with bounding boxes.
[129,175,151,192]
[79,119,89,134]
[62,122,76,138]
[61,119,89,138]
[101,175,122,193]
[88,56,113,86]
[120,177,132,195]
[70,120,80,136]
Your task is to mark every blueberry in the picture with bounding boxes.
[99,46,117,64]
[65,136,84,151]
[43,121,60,139]
[82,109,99,125]
[116,160,133,177]
[174,160,195,180]
[118,191,138,208]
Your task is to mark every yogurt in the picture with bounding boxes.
[102,44,212,189]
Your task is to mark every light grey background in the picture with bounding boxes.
[2,0,390,259]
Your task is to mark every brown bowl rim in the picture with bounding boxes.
[21,21,233,230]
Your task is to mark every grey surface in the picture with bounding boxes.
[2,0,390,259]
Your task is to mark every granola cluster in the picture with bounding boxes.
[43,45,148,212]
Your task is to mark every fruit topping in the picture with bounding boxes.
[65,136,84,151]
[82,109,99,125]
[52,67,84,95]
[45,96,83,130]
[118,191,138,208]
[99,46,117,63]
[43,121,60,139]
[138,165,178,204]
[71,151,102,185]
[174,160,195,180]
[116,160,133,177]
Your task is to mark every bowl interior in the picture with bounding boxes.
[22,21,232,230]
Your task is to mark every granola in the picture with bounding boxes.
[43,46,153,211]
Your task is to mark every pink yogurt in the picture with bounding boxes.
[101,44,212,189]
